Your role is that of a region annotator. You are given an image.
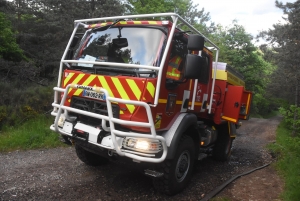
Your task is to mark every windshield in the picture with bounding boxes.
[73,27,166,68]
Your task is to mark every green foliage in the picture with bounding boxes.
[0,81,53,128]
[0,114,64,152]
[279,105,300,135]
[126,0,214,34]
[211,21,277,116]
[268,121,300,201]
[0,12,25,61]
[258,1,300,106]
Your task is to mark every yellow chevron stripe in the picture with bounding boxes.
[126,79,141,100]
[64,73,75,87]
[146,82,155,98]
[70,74,85,95]
[111,77,135,114]
[98,76,114,97]
[149,21,157,24]
[74,75,96,96]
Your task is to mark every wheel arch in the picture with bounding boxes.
[162,113,199,160]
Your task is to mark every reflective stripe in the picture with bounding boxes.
[87,21,163,29]
[64,73,74,87]
[166,56,182,80]
[221,116,237,123]
[74,75,96,96]
[126,79,141,100]
[146,82,155,98]
[64,73,153,114]
[98,76,114,97]
[111,77,135,114]
[167,71,180,77]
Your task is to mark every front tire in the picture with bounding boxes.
[75,144,109,166]
[153,135,195,195]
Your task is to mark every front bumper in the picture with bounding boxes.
[50,84,167,163]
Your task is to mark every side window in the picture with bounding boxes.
[166,38,187,81]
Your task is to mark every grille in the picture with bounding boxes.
[70,96,120,127]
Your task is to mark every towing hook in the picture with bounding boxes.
[108,150,113,156]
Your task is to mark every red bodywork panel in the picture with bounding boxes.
[61,22,252,133]
[62,70,157,131]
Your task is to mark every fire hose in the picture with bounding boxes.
[200,162,271,201]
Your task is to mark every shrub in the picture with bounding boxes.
[279,105,300,136]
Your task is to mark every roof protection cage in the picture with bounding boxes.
[56,13,219,113]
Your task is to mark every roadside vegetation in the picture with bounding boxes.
[268,107,300,201]
[0,114,64,152]
[1,1,300,200]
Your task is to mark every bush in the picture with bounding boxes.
[268,121,300,200]
[279,105,300,135]
[0,81,54,129]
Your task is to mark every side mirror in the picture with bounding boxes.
[184,54,206,79]
[70,36,79,48]
[187,34,204,51]
[66,49,74,60]
[112,38,128,48]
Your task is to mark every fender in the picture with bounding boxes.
[162,113,198,159]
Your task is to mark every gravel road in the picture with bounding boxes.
[0,117,282,201]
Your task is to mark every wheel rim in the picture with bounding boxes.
[175,150,190,182]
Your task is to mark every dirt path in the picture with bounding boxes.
[0,117,283,201]
[216,116,284,201]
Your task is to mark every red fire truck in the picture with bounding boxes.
[50,13,252,195]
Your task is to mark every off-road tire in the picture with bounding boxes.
[212,126,233,161]
[75,144,109,166]
[153,135,195,195]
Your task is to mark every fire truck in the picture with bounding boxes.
[50,13,252,195]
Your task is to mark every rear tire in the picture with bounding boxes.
[153,135,195,195]
[75,144,109,166]
[212,124,233,161]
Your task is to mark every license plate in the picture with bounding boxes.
[83,90,106,100]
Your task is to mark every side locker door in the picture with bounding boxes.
[239,90,253,120]
[221,85,244,123]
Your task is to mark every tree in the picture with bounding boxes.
[211,21,277,115]
[3,0,125,77]
[0,12,24,61]
[259,1,300,106]
[125,0,215,34]
[258,0,300,135]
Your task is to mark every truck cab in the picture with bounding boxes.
[50,13,252,195]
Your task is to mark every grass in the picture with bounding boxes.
[0,114,64,152]
[268,121,300,201]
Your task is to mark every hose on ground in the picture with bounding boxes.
[200,162,271,201]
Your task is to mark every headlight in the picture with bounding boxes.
[122,138,162,154]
